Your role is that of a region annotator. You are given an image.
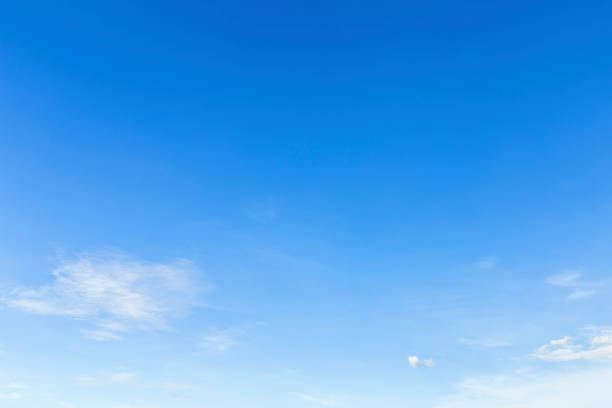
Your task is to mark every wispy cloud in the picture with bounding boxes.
[200,328,242,353]
[7,382,25,390]
[436,366,612,408]
[533,327,612,362]
[75,375,98,386]
[3,251,205,340]
[408,355,435,368]
[546,270,604,300]
[546,271,582,287]
[475,257,498,270]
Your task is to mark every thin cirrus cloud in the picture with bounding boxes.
[408,355,435,368]
[546,270,604,300]
[0,383,23,400]
[435,366,612,408]
[200,328,242,353]
[475,257,498,270]
[435,328,612,407]
[533,327,612,362]
[2,251,206,341]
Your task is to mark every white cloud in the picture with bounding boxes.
[82,329,123,341]
[546,270,604,300]
[436,366,612,408]
[533,327,612,362]
[567,288,596,300]
[408,355,434,368]
[475,257,497,270]
[200,328,242,353]
[549,336,571,346]
[3,251,205,340]
[546,271,582,287]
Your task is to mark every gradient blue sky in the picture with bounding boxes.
[1,1,612,407]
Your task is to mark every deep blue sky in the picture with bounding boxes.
[1,1,612,407]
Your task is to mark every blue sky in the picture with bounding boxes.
[1,0,612,407]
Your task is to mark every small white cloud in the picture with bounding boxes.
[408,355,435,368]
[200,328,242,353]
[3,251,206,340]
[475,257,497,270]
[549,336,571,346]
[533,328,612,362]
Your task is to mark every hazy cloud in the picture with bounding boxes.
[200,328,242,353]
[546,270,603,300]
[436,366,612,408]
[3,251,205,340]
[408,355,435,368]
[475,257,498,270]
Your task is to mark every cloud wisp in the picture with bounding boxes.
[200,328,243,353]
[475,257,498,270]
[546,270,604,300]
[408,355,435,368]
[533,327,612,362]
[3,251,205,340]
[437,365,612,408]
